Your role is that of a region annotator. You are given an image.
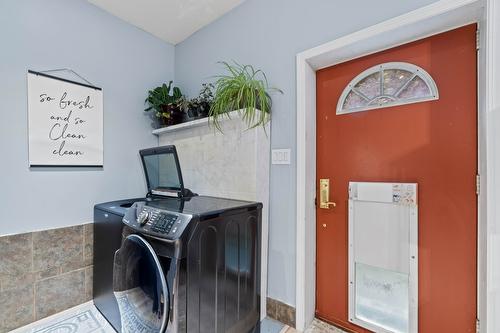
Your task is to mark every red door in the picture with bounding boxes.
[316,25,477,333]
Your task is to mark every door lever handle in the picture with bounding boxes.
[320,179,337,209]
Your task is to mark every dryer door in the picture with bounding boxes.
[113,234,169,333]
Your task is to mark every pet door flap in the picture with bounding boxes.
[348,182,418,333]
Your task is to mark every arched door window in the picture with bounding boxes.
[337,62,439,115]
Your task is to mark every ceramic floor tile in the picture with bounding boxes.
[283,318,348,333]
[10,302,115,333]
[260,317,287,333]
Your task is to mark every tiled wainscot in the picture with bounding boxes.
[0,224,93,332]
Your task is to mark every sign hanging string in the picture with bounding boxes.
[37,68,95,87]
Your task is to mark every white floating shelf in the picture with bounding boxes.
[152,117,209,135]
[152,110,241,136]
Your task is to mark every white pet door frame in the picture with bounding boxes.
[348,182,418,333]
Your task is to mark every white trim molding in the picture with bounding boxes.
[295,0,494,331]
[483,1,500,332]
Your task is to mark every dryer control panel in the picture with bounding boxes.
[122,202,192,240]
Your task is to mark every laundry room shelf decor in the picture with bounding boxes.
[27,69,103,167]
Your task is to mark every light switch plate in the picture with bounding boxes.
[272,149,291,165]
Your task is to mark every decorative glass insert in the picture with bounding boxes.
[337,62,439,114]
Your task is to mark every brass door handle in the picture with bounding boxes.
[320,179,337,209]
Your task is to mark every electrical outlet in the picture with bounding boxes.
[272,149,291,165]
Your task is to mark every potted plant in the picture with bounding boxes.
[144,81,185,127]
[196,83,215,118]
[210,61,283,131]
[178,83,215,120]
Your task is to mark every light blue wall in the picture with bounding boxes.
[0,0,174,235]
[174,0,438,306]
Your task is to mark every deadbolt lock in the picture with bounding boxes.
[320,179,337,209]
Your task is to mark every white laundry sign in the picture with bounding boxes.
[27,71,103,166]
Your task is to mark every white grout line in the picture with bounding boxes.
[30,232,34,273]
[81,224,85,262]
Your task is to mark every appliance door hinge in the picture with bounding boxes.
[476,29,480,50]
[476,317,480,333]
[476,174,481,195]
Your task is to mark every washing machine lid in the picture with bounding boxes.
[140,145,185,198]
[113,234,169,333]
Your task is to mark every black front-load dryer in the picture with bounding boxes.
[93,145,262,333]
[114,196,262,333]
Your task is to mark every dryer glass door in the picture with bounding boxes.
[113,234,169,333]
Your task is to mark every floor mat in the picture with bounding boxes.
[12,302,289,333]
[259,317,287,333]
[10,302,115,333]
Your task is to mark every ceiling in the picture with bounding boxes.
[88,0,245,45]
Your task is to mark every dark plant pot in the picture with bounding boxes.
[198,102,211,118]
[148,112,162,129]
[187,107,200,119]
[160,105,186,126]
[186,104,210,120]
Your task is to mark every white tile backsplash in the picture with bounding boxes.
[158,115,269,203]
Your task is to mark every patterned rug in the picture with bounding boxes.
[11,302,344,333]
[10,302,115,333]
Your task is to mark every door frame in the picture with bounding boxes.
[295,0,500,331]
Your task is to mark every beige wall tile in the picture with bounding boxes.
[0,272,37,291]
[275,300,295,328]
[84,223,93,266]
[33,226,83,272]
[0,284,34,332]
[0,233,32,276]
[267,297,296,328]
[37,267,61,280]
[0,224,94,331]
[35,269,86,320]
[85,265,93,301]
[267,296,278,318]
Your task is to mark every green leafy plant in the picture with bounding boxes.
[210,62,283,132]
[144,81,184,127]
[178,83,215,119]
[198,83,215,115]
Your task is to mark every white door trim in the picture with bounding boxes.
[295,0,499,331]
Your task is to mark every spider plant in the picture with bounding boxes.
[210,61,283,132]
